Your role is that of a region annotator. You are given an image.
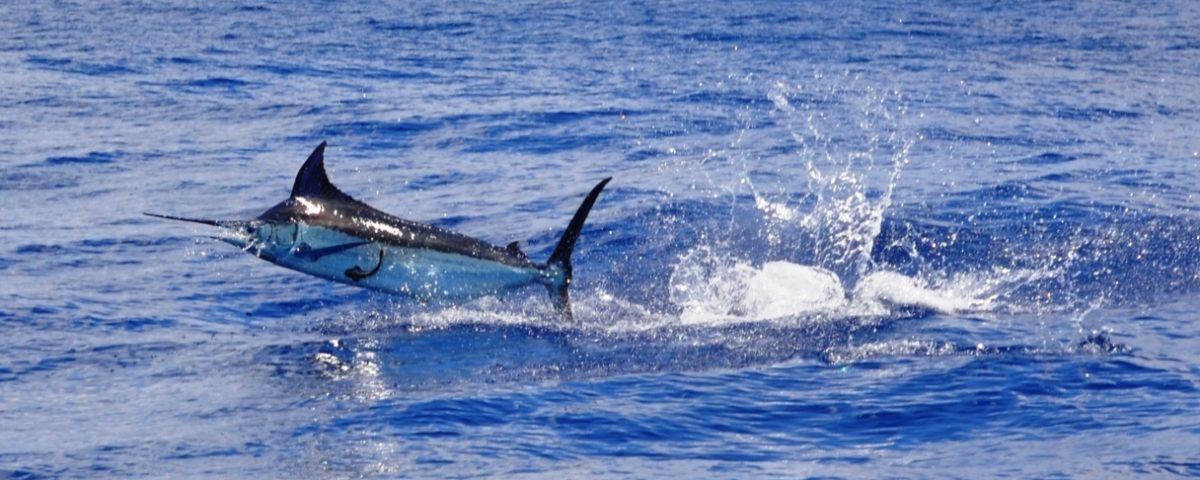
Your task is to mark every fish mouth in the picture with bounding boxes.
[144,212,235,228]
[144,212,257,248]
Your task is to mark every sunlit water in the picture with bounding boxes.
[3,1,1200,478]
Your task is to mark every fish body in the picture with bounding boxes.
[149,142,610,318]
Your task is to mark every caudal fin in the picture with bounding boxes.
[546,177,612,320]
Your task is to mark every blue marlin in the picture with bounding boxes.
[148,142,611,319]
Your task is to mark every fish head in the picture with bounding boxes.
[220,219,298,262]
[144,213,297,261]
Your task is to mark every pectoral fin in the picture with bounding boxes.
[345,249,385,282]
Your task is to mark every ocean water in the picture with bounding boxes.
[3,0,1200,477]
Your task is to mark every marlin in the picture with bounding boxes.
[148,141,611,320]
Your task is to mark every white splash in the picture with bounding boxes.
[668,247,848,324]
[741,261,845,319]
[666,245,1051,325]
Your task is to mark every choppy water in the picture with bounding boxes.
[3,1,1200,477]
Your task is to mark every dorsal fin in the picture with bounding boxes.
[291,141,353,201]
[506,241,527,259]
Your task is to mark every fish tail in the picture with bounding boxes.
[544,177,612,321]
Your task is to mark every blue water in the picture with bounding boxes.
[3,1,1200,477]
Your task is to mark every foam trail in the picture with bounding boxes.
[852,271,993,314]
